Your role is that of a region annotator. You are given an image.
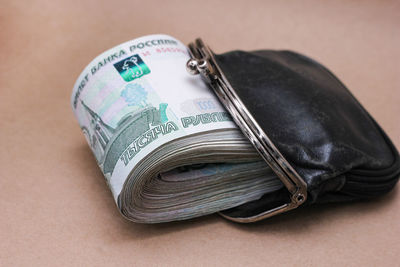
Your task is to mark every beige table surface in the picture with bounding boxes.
[1,0,399,266]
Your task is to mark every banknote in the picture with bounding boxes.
[71,34,282,223]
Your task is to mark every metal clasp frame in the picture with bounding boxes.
[186,39,308,223]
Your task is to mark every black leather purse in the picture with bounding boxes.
[186,39,400,222]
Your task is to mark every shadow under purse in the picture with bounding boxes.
[186,39,400,223]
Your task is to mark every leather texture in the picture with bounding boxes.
[214,50,400,218]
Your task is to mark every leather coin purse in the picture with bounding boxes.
[186,39,400,223]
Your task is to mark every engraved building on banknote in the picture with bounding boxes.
[80,101,115,161]
[80,100,168,178]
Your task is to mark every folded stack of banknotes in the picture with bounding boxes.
[71,34,282,223]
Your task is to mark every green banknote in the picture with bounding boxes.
[71,34,282,223]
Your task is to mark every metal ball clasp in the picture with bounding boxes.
[186,59,200,75]
[186,58,209,75]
